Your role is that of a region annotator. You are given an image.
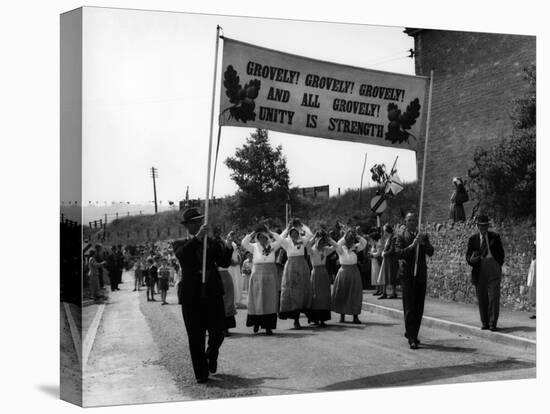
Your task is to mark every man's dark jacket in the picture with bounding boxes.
[465,231,505,285]
[394,230,434,281]
[173,236,233,304]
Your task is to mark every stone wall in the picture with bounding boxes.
[406,29,536,222]
[423,218,536,311]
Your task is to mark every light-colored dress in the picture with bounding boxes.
[242,232,283,329]
[370,239,383,286]
[331,237,367,315]
[241,258,252,292]
[227,242,243,304]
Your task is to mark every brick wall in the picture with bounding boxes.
[408,29,536,222]
[423,218,536,310]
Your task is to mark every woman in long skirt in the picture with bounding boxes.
[369,231,383,296]
[278,221,313,329]
[377,224,399,299]
[306,230,335,326]
[241,224,284,335]
[214,229,237,334]
[218,266,237,334]
[226,233,243,306]
[329,230,367,323]
[449,177,468,222]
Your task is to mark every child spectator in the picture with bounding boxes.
[158,258,170,305]
[146,258,157,302]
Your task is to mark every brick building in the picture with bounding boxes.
[405,29,535,222]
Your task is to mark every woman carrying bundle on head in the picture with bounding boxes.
[241,223,284,335]
[305,229,335,327]
[278,219,314,329]
[329,229,368,324]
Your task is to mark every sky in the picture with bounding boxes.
[80,7,418,209]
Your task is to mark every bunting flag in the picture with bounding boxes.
[219,38,429,150]
[385,174,404,196]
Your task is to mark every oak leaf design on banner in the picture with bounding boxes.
[384,98,421,144]
[222,65,261,123]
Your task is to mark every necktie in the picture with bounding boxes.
[480,235,488,258]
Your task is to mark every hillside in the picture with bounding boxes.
[93,182,421,245]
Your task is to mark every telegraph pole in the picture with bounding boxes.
[151,166,158,214]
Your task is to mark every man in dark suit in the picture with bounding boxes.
[172,208,233,383]
[395,212,434,349]
[466,214,505,331]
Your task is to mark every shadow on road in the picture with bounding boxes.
[497,326,536,334]
[206,374,287,390]
[313,323,368,331]
[225,331,316,339]
[419,341,477,353]
[318,358,535,391]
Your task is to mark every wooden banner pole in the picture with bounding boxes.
[415,69,434,277]
[358,152,367,210]
[201,25,222,284]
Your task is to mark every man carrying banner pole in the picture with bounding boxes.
[397,69,434,349]
[173,25,235,384]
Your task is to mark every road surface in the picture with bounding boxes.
[82,271,535,406]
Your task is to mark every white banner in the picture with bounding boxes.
[219,38,429,151]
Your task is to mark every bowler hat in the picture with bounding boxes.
[180,207,204,224]
[475,214,490,225]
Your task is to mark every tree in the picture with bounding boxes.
[467,65,536,219]
[225,129,290,226]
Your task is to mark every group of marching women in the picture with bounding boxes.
[238,219,387,335]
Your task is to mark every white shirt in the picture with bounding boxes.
[241,232,283,264]
[309,245,335,266]
[280,225,313,257]
[335,236,367,265]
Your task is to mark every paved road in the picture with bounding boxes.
[84,272,535,405]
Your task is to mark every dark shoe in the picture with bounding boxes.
[208,358,217,374]
[266,329,273,336]
[196,377,209,384]
[339,315,345,323]
[132,289,136,292]
[489,326,498,332]
[352,316,361,324]
[294,320,301,329]
[409,339,418,350]
[529,315,536,319]
[378,294,388,300]
[253,324,259,333]
[372,290,380,296]
[481,325,489,330]
[150,298,156,302]
[388,294,398,299]
[319,321,326,327]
